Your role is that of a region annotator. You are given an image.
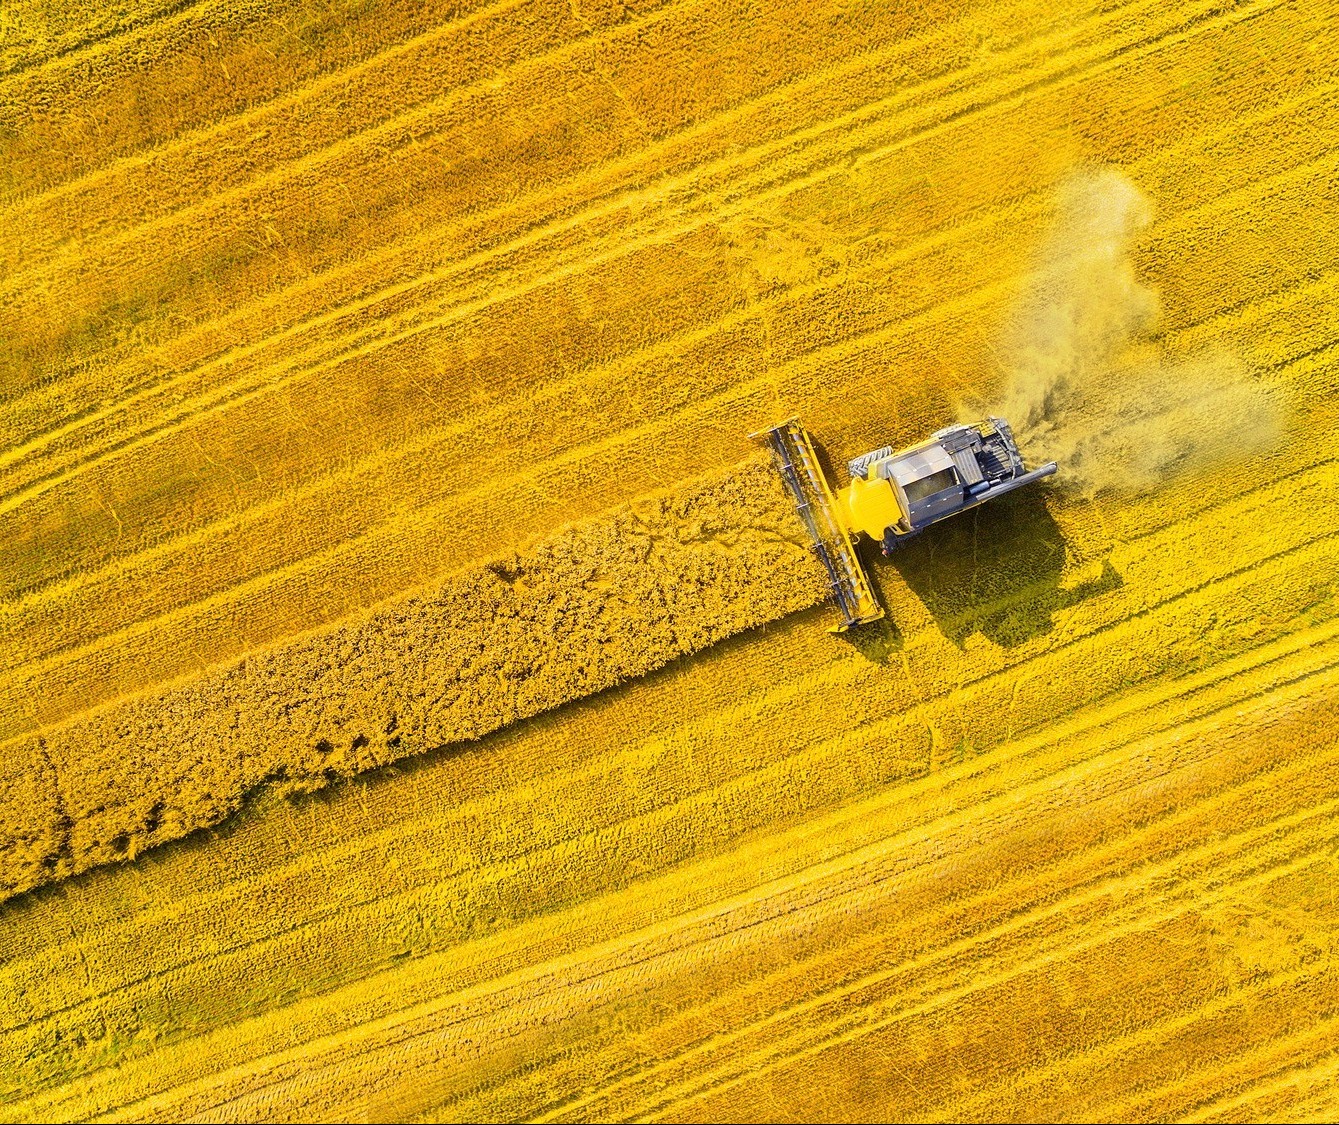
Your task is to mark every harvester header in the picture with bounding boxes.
[757,416,1057,631]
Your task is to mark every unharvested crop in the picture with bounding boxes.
[0,460,822,901]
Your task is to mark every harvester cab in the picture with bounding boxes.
[757,417,1057,631]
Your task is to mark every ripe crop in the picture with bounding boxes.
[2,0,1337,1119]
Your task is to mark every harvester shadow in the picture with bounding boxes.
[837,489,1122,659]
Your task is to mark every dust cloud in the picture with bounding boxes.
[983,168,1283,494]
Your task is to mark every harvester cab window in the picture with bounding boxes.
[903,467,959,504]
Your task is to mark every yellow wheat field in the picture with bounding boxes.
[3,0,1338,1119]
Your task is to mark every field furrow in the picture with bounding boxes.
[0,0,520,200]
[16,645,1333,1121]
[1,0,1301,461]
[1189,1052,1339,1123]
[0,0,201,76]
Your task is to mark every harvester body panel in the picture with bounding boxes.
[842,473,907,542]
[756,415,1057,631]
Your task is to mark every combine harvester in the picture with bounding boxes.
[758,417,1057,630]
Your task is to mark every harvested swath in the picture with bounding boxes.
[11,637,1337,1121]
[0,457,825,902]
